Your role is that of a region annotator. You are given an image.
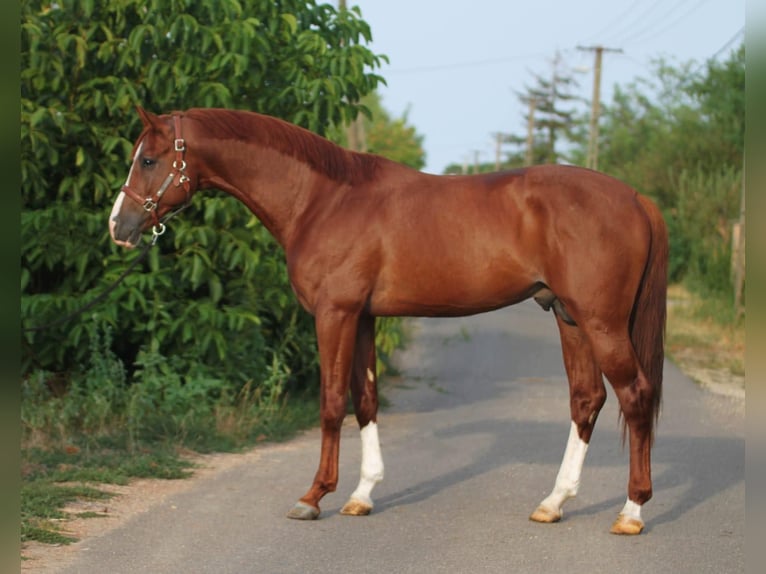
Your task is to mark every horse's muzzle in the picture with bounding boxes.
[109,191,146,248]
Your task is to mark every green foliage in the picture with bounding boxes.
[20,320,319,545]
[375,316,407,375]
[21,441,195,544]
[670,167,742,295]
[595,47,744,302]
[21,481,110,544]
[329,92,426,170]
[21,0,394,407]
[20,1,407,549]
[597,50,744,207]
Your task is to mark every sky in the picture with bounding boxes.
[349,0,746,174]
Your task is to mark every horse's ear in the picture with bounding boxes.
[136,106,158,128]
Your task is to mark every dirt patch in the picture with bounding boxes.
[21,448,265,573]
[671,350,745,399]
[666,285,745,400]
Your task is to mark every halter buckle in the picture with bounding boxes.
[143,198,157,212]
[174,138,186,152]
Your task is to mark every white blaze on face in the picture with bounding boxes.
[109,141,143,244]
[108,191,126,242]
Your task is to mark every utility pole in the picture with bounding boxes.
[346,114,367,152]
[339,0,367,152]
[525,97,537,166]
[493,132,506,171]
[577,45,622,170]
[732,155,746,314]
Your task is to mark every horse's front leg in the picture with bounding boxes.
[287,305,360,520]
[341,313,384,516]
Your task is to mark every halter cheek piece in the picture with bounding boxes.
[121,115,192,241]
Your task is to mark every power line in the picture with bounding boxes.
[710,26,745,60]
[621,0,714,45]
[597,0,671,45]
[690,26,745,73]
[619,0,701,44]
[585,0,646,44]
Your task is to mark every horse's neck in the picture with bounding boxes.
[196,140,319,248]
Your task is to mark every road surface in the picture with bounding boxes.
[56,302,745,573]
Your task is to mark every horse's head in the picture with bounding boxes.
[109,107,194,248]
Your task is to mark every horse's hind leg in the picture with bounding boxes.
[586,326,656,535]
[530,316,606,524]
[340,313,384,516]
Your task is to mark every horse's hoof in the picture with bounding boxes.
[610,514,644,535]
[286,501,320,520]
[529,505,562,523]
[340,498,373,516]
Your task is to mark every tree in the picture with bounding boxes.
[330,92,426,169]
[514,51,582,165]
[442,53,582,174]
[21,0,386,390]
[594,47,744,295]
[596,48,744,206]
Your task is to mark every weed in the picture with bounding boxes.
[75,512,109,519]
[666,284,744,384]
[21,481,112,545]
[20,318,403,548]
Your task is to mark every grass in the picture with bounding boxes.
[21,481,114,545]
[20,442,196,546]
[20,390,320,549]
[665,284,745,385]
[20,309,406,552]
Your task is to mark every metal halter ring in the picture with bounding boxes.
[152,222,166,238]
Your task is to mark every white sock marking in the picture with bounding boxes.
[349,422,384,507]
[619,498,642,521]
[538,421,589,513]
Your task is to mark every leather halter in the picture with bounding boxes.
[121,115,191,237]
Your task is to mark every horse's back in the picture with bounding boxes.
[364,165,651,317]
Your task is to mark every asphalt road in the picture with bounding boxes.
[57,302,745,573]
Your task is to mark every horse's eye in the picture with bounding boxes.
[141,158,156,168]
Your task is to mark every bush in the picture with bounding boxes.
[21,0,403,446]
[671,166,742,298]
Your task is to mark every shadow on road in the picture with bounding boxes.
[374,413,744,532]
[375,308,744,534]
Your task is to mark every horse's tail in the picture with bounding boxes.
[630,194,669,443]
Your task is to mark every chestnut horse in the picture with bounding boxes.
[109,107,668,535]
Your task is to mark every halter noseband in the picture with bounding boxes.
[121,114,192,239]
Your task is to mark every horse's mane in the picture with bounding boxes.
[183,108,380,184]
